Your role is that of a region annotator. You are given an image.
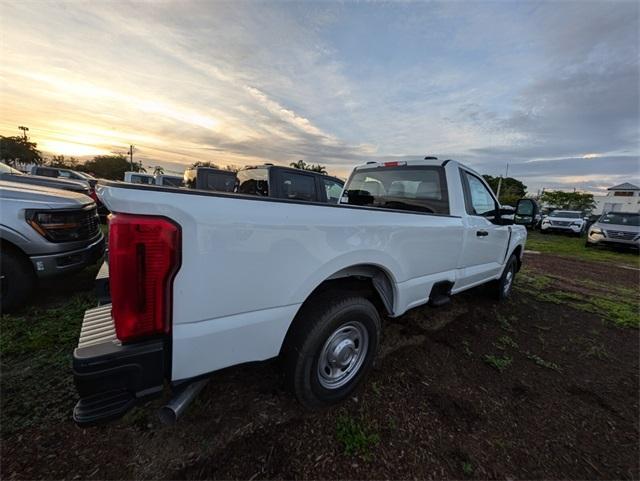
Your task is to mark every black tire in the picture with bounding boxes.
[0,250,35,313]
[494,254,517,301]
[282,295,381,408]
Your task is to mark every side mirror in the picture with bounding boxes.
[514,198,539,228]
[498,205,515,225]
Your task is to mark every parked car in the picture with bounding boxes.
[0,181,105,311]
[72,158,527,425]
[236,165,344,203]
[30,165,98,188]
[540,210,587,236]
[586,212,640,249]
[183,167,237,192]
[30,165,109,220]
[1,162,92,197]
[155,174,183,187]
[124,171,155,185]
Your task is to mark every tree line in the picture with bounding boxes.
[0,134,595,210]
[1,135,332,180]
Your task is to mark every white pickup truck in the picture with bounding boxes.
[72,159,530,425]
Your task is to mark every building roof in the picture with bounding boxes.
[608,182,640,191]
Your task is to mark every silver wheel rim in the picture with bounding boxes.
[503,267,514,295]
[317,321,369,389]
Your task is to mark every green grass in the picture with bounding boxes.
[526,231,640,266]
[0,293,95,434]
[525,352,561,372]
[516,270,639,329]
[483,354,512,372]
[495,335,519,350]
[1,294,93,356]
[336,415,380,457]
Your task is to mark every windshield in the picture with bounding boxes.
[0,162,23,175]
[344,166,449,214]
[549,211,581,218]
[600,213,640,226]
[74,171,95,180]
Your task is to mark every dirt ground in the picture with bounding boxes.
[1,252,638,480]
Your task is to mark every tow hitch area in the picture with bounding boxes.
[72,305,165,425]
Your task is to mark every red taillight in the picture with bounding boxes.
[109,214,181,342]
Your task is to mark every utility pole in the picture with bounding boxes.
[129,145,134,170]
[496,162,510,200]
[18,126,29,140]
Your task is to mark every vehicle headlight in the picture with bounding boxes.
[542,219,550,224]
[26,210,85,242]
[590,227,602,235]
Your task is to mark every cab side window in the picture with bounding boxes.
[462,171,497,218]
[279,172,316,201]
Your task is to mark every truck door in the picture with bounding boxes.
[456,169,510,290]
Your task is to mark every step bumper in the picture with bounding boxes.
[72,305,166,425]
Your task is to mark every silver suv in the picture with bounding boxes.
[586,212,640,250]
[0,181,105,311]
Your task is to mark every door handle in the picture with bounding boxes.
[476,230,489,237]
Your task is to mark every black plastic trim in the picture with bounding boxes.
[73,338,165,424]
[99,180,461,219]
[73,321,166,425]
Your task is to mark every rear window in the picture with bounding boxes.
[206,172,235,191]
[343,166,449,214]
[36,167,59,177]
[237,169,269,196]
[161,176,183,187]
[131,174,155,185]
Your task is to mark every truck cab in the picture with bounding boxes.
[236,165,344,203]
[183,167,236,192]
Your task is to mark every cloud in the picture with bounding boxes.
[0,1,637,189]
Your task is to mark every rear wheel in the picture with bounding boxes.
[282,295,381,408]
[0,250,35,313]
[493,254,517,300]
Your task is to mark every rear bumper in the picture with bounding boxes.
[30,234,105,278]
[72,305,166,425]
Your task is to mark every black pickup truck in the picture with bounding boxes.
[237,165,344,203]
[183,164,344,203]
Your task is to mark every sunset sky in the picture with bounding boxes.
[1,1,638,192]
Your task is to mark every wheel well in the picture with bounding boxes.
[0,238,30,260]
[511,245,523,271]
[279,266,393,357]
[0,238,35,275]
